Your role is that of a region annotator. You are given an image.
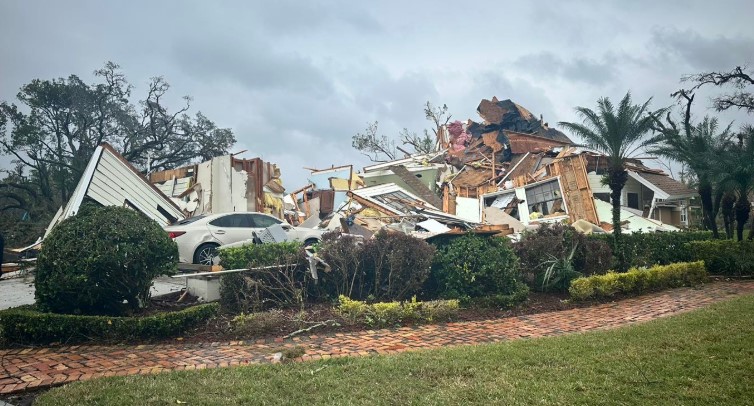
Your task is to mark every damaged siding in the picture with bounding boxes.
[47,143,185,237]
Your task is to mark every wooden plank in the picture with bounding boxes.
[176,263,224,273]
[553,154,599,225]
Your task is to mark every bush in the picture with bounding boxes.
[591,231,712,268]
[230,309,286,337]
[337,296,459,327]
[218,242,309,313]
[569,261,708,300]
[318,231,435,301]
[430,234,528,307]
[361,232,435,301]
[317,232,368,299]
[514,223,612,292]
[35,206,178,316]
[0,303,218,345]
[686,240,754,276]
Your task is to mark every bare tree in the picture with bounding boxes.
[352,101,452,162]
[684,66,754,113]
[351,121,397,162]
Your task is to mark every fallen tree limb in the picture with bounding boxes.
[283,320,340,339]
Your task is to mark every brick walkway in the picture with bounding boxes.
[1,281,753,394]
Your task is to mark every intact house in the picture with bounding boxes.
[586,157,696,229]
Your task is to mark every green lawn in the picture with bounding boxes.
[37,295,754,405]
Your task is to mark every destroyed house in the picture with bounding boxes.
[149,154,285,219]
[481,146,695,232]
[286,96,696,239]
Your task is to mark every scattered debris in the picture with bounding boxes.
[283,320,340,339]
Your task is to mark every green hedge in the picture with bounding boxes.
[337,296,459,327]
[687,240,754,276]
[430,233,528,307]
[0,303,218,345]
[590,231,713,268]
[569,261,708,301]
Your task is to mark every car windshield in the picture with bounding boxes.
[174,215,207,225]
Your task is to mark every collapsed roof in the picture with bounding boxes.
[44,143,185,239]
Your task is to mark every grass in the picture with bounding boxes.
[37,295,754,405]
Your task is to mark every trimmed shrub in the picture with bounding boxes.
[35,206,178,316]
[430,234,528,307]
[569,261,708,300]
[591,231,712,268]
[218,242,309,313]
[230,310,286,337]
[687,240,754,276]
[337,295,459,327]
[514,223,612,292]
[318,231,435,301]
[0,303,218,345]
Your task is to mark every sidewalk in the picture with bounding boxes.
[1,280,752,394]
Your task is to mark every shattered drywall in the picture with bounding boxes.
[150,155,284,219]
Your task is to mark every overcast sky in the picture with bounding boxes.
[1,0,753,188]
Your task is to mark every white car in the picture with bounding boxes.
[165,212,325,265]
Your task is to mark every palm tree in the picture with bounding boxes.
[559,92,662,271]
[649,116,734,238]
[718,126,754,241]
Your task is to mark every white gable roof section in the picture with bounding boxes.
[46,143,185,237]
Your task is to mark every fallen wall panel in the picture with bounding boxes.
[45,143,185,237]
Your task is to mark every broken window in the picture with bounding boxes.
[525,179,565,216]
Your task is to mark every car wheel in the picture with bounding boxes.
[304,238,319,248]
[193,243,219,265]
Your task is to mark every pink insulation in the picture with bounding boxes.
[447,120,471,152]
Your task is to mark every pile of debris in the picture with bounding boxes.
[287,96,696,239]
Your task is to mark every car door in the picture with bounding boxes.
[207,213,256,245]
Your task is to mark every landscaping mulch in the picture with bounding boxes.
[169,290,599,345]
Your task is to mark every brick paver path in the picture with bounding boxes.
[1,281,753,394]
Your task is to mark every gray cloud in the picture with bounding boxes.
[514,52,615,85]
[651,28,754,71]
[2,0,754,189]
[172,35,334,97]
[250,1,383,36]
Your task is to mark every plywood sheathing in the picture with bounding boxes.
[551,154,599,225]
[506,130,572,154]
[507,153,543,187]
[148,165,197,184]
